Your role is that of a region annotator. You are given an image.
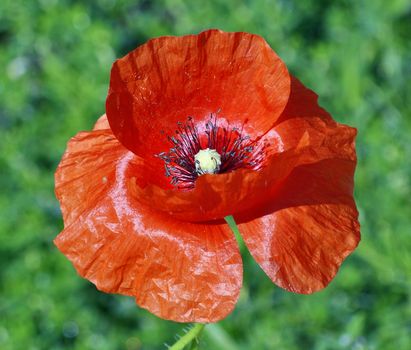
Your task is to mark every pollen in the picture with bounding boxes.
[194,148,222,175]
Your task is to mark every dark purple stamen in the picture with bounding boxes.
[156,113,265,189]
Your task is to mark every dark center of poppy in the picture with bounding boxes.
[156,113,265,189]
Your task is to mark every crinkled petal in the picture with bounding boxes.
[54,128,242,323]
[106,29,290,159]
[235,158,360,293]
[231,77,360,292]
[132,77,357,222]
[262,76,351,155]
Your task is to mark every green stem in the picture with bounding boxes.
[224,215,246,254]
[168,323,206,350]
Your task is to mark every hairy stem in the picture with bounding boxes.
[168,323,206,350]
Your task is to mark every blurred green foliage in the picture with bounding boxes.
[1,0,410,349]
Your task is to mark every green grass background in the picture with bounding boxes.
[1,0,410,349]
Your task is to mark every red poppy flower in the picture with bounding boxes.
[54,29,360,323]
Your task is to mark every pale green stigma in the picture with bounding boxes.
[194,148,222,175]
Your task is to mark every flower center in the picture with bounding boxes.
[194,148,222,175]
[156,113,266,189]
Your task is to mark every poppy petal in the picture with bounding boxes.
[231,77,360,293]
[131,77,356,222]
[263,76,351,155]
[106,29,290,159]
[235,157,360,293]
[54,128,242,322]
